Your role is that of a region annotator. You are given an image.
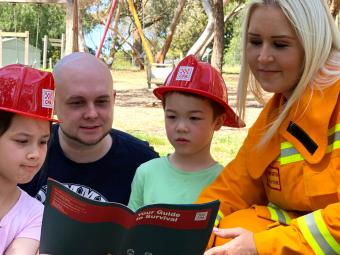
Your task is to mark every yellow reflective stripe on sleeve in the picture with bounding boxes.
[297,210,340,255]
[267,206,279,222]
[267,203,292,225]
[314,210,340,254]
[214,210,224,227]
[281,209,292,225]
[297,215,325,255]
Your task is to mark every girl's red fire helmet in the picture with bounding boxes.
[153,55,245,128]
[0,64,59,122]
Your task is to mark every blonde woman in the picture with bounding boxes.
[198,0,340,254]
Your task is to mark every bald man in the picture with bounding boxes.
[21,52,159,204]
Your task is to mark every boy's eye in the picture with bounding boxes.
[190,116,202,121]
[166,115,176,119]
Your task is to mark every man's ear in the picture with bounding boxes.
[214,113,226,131]
[112,90,116,103]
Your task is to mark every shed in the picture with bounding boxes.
[0,38,41,68]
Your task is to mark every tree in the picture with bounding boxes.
[186,0,214,57]
[211,0,224,72]
[155,0,186,63]
[0,3,65,62]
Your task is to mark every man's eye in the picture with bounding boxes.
[96,99,110,104]
[166,115,176,119]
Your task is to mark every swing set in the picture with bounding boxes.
[0,0,77,67]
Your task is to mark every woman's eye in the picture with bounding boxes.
[274,42,288,48]
[15,139,27,144]
[249,39,262,46]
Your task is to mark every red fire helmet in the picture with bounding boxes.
[0,64,59,122]
[153,55,245,128]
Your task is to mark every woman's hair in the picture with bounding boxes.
[0,111,15,136]
[237,0,340,145]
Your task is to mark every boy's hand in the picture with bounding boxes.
[204,227,258,255]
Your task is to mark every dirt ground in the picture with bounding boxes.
[112,70,263,132]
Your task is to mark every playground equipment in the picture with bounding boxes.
[146,63,174,89]
[1,0,78,55]
[42,34,65,69]
[0,31,30,66]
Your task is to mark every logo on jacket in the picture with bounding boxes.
[266,166,281,191]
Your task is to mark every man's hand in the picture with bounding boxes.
[204,227,258,255]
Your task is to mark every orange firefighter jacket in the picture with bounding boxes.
[198,78,340,254]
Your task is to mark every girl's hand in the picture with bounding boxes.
[204,227,258,255]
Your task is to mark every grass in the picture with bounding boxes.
[129,130,247,166]
[114,105,247,166]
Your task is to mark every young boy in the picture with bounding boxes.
[128,55,244,211]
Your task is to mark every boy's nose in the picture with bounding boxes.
[176,120,188,132]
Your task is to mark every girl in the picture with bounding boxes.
[0,64,58,254]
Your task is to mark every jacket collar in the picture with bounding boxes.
[246,79,340,178]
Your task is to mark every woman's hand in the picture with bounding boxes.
[204,227,258,255]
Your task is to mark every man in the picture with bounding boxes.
[21,52,159,205]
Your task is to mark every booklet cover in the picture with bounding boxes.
[40,179,220,255]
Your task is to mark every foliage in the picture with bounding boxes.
[169,0,207,57]
[0,3,65,63]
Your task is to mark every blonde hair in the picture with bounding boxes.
[237,0,340,146]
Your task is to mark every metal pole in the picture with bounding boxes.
[96,0,118,58]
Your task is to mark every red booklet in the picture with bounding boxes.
[40,178,220,255]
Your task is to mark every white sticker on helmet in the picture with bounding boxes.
[176,66,194,81]
[42,89,54,109]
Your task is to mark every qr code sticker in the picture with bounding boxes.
[176,66,194,81]
[195,211,208,221]
[42,89,54,109]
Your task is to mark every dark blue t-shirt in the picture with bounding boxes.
[20,125,159,205]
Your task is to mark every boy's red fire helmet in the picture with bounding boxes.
[0,64,59,122]
[153,55,245,128]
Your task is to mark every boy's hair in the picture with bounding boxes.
[237,0,340,145]
[0,110,14,136]
[162,91,226,121]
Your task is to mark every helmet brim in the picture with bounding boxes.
[153,86,245,128]
[0,106,61,123]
